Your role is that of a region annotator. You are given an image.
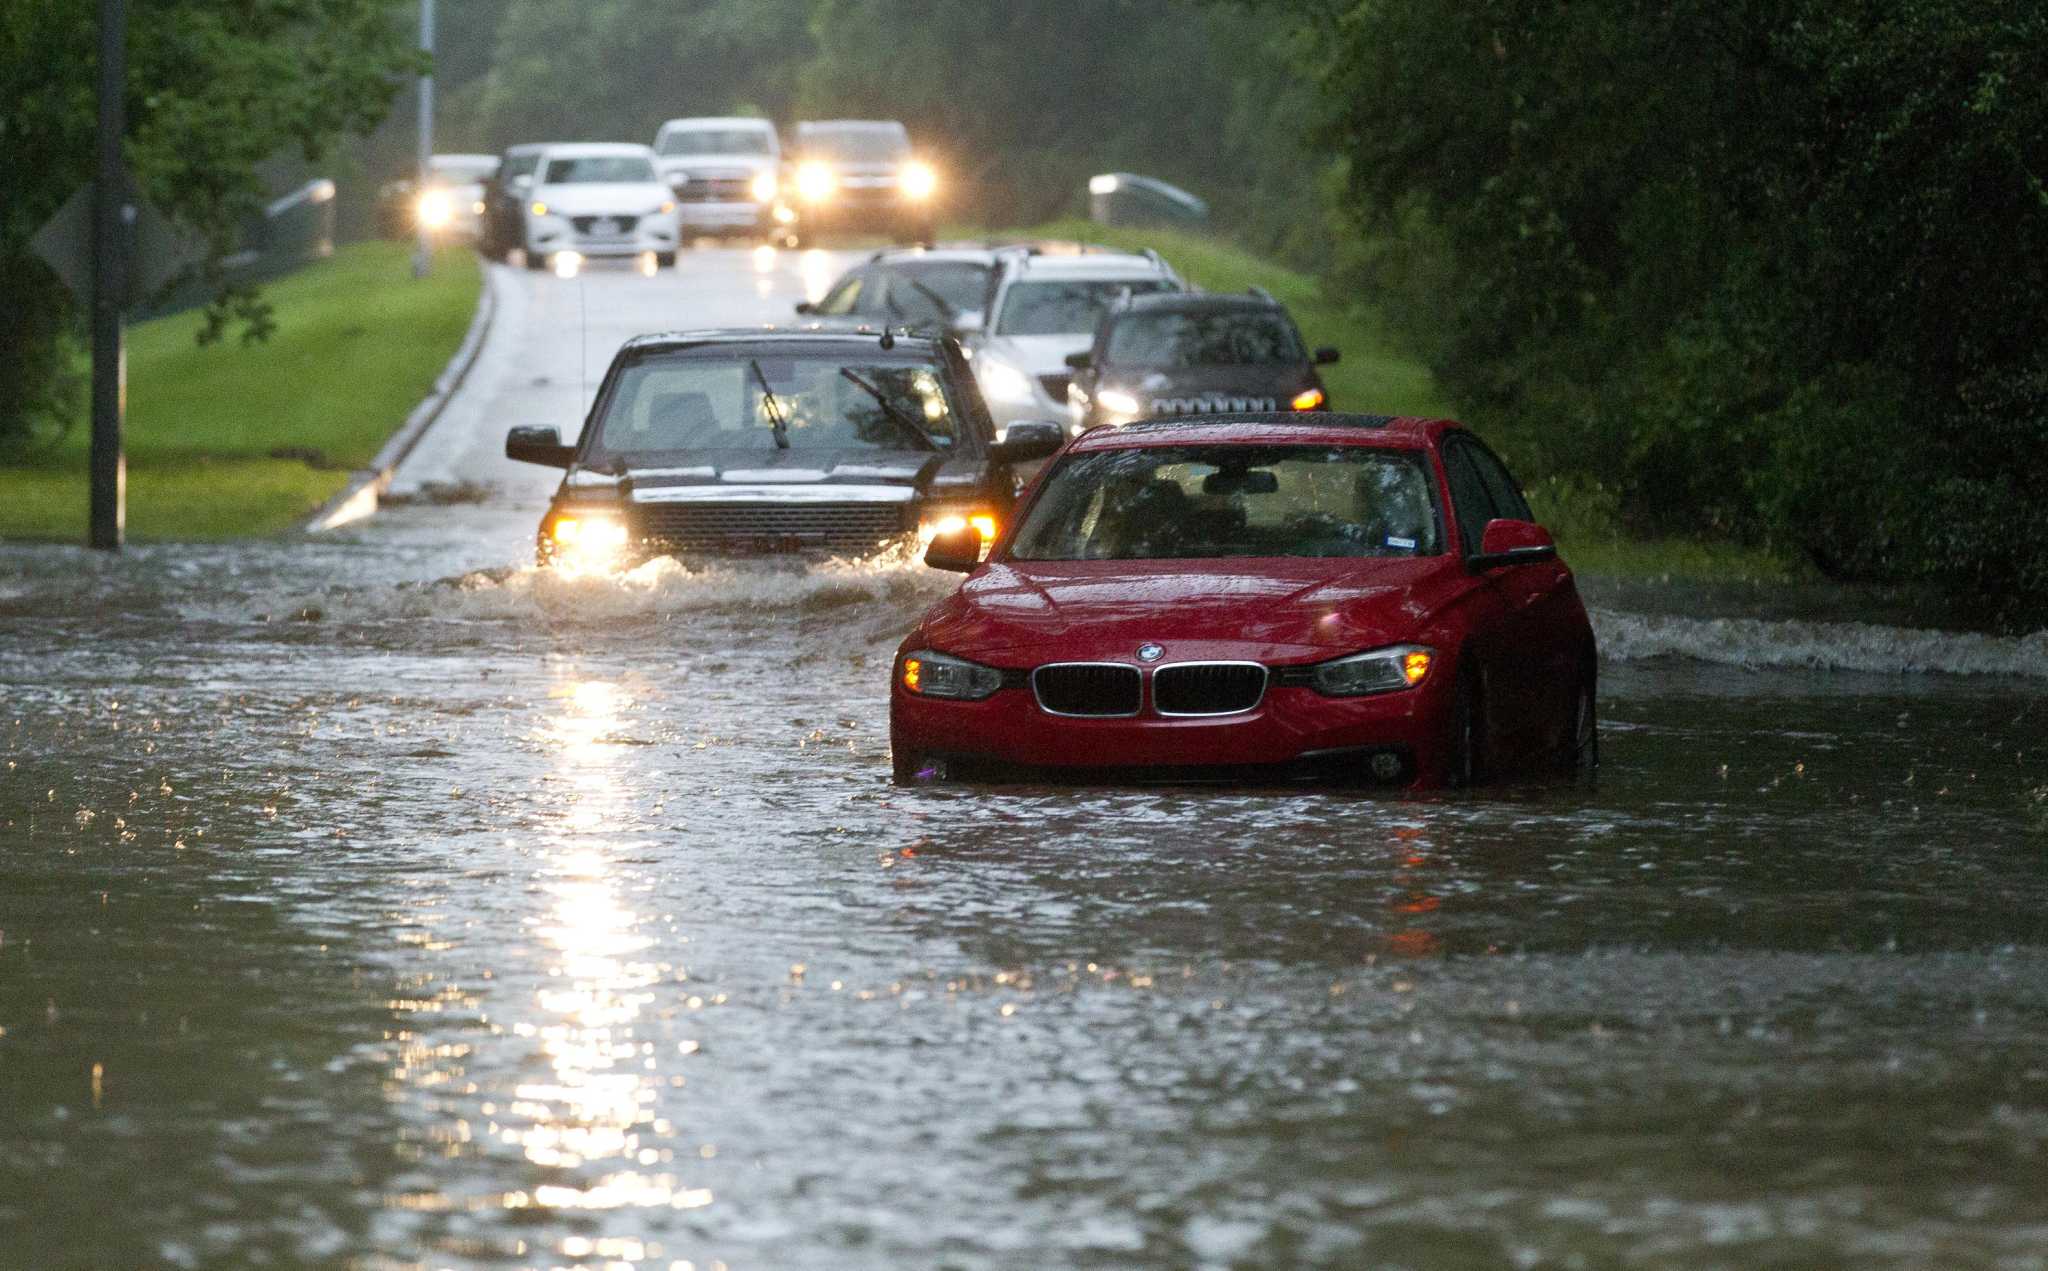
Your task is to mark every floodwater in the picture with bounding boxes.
[4,253,2047,1270]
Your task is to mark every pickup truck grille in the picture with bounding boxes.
[672,176,754,203]
[632,502,908,552]
[1152,663,1267,716]
[1032,664,1142,717]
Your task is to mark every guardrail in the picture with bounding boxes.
[1088,173,1209,228]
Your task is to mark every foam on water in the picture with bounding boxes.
[1593,607,2048,679]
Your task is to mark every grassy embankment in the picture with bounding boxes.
[0,242,480,543]
[998,218,1800,583]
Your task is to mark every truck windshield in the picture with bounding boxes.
[801,127,910,163]
[659,130,775,158]
[1008,445,1443,560]
[593,354,966,457]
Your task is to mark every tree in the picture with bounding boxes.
[0,0,421,448]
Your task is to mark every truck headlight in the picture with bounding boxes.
[550,514,630,568]
[1308,645,1433,696]
[751,171,778,202]
[977,360,1035,405]
[795,162,836,202]
[901,649,1003,701]
[900,162,937,200]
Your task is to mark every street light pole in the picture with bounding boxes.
[411,0,435,279]
[90,0,128,550]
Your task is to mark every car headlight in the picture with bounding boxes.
[977,360,1036,405]
[1308,644,1434,696]
[919,512,999,542]
[795,162,836,202]
[1095,388,1142,417]
[550,514,630,566]
[417,190,453,230]
[900,649,1003,701]
[1291,387,1327,411]
[530,200,550,217]
[750,171,778,202]
[657,200,676,215]
[900,161,937,200]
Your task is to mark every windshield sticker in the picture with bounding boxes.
[1386,535,1417,550]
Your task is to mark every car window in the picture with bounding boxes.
[1466,440,1533,522]
[593,355,964,456]
[1008,445,1442,560]
[1105,309,1305,367]
[500,154,540,181]
[994,279,1177,337]
[541,155,657,184]
[893,263,991,317]
[816,274,865,317]
[1440,441,1498,553]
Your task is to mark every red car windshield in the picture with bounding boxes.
[1008,444,1442,560]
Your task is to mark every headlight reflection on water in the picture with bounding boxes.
[483,677,718,1218]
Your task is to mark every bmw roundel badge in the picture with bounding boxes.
[1137,643,1165,663]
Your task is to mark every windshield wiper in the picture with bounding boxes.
[899,276,957,327]
[839,368,938,451]
[751,359,791,450]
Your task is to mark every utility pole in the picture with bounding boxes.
[90,0,128,550]
[412,0,435,278]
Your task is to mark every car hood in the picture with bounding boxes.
[1105,364,1318,401]
[658,155,775,180]
[979,334,1091,375]
[532,183,671,215]
[563,448,986,500]
[916,556,1471,664]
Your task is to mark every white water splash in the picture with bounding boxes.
[1593,608,2048,679]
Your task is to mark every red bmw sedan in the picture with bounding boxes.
[889,414,1598,788]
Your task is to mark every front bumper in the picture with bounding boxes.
[892,671,1449,786]
[525,214,680,259]
[675,200,773,232]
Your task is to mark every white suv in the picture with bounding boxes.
[966,246,1184,434]
[653,117,783,240]
[522,143,681,269]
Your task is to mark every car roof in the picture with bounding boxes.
[614,328,951,359]
[1066,414,1450,452]
[538,142,656,159]
[1002,249,1174,279]
[658,116,776,131]
[864,246,999,267]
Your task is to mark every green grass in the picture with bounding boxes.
[0,242,481,543]
[978,218,1804,584]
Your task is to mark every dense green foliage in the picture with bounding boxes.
[1261,0,2048,602]
[0,0,420,448]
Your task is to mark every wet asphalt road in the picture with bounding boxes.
[3,248,2048,1270]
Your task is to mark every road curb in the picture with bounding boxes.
[306,259,502,532]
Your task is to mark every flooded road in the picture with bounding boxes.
[4,250,2047,1269]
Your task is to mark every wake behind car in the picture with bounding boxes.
[504,330,1064,566]
[521,143,681,270]
[786,120,939,245]
[1066,289,1340,430]
[891,414,1598,788]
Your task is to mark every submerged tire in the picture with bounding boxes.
[1446,672,1483,789]
[1562,676,1600,777]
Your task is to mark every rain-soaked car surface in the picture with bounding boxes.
[505,329,1060,566]
[892,415,1596,786]
[5,252,2048,1269]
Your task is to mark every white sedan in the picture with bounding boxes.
[522,143,681,270]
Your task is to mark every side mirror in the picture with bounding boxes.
[1314,346,1341,365]
[1471,518,1557,568]
[991,420,1064,464]
[506,426,575,468]
[795,301,816,315]
[1063,351,1092,370]
[951,310,985,335]
[509,174,532,194]
[924,526,982,573]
